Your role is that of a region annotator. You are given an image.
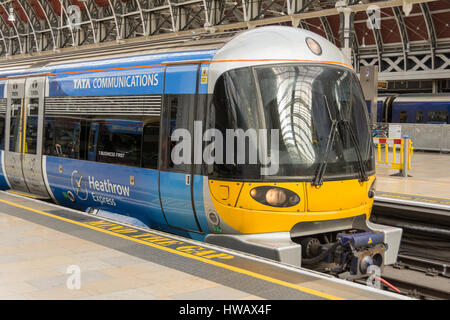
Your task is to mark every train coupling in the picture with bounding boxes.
[301,231,387,280]
[337,232,386,279]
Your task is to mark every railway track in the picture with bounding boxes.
[369,198,450,299]
[356,271,450,300]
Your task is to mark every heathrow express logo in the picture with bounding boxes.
[67,169,131,206]
[70,170,88,201]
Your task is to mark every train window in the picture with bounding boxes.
[24,99,39,155]
[208,68,261,178]
[0,99,5,150]
[142,120,160,170]
[416,111,424,123]
[427,110,448,123]
[43,117,85,159]
[399,111,408,123]
[95,120,143,167]
[161,95,194,172]
[0,115,5,150]
[9,99,22,153]
[87,123,97,160]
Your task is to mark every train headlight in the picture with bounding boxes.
[306,37,322,55]
[266,188,286,206]
[250,186,300,207]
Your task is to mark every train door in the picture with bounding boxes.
[158,64,202,233]
[4,79,27,192]
[4,77,50,198]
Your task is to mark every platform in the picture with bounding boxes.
[375,151,450,206]
[0,191,405,300]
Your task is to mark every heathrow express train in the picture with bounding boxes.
[377,94,450,124]
[0,27,402,278]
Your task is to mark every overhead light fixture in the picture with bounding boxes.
[8,8,15,22]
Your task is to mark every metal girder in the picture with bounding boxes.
[56,0,75,47]
[0,2,22,55]
[320,15,335,44]
[0,24,7,56]
[13,1,39,53]
[32,0,57,51]
[372,19,383,71]
[393,6,408,72]
[0,0,446,83]
[420,2,436,70]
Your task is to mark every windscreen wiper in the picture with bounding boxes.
[312,119,337,187]
[312,95,337,187]
[342,119,369,182]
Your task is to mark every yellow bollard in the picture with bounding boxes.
[392,143,396,166]
[384,143,388,164]
[377,143,381,163]
[400,140,404,167]
[408,140,414,170]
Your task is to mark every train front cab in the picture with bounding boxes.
[202,63,402,278]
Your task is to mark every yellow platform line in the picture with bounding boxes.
[6,190,41,199]
[0,197,344,300]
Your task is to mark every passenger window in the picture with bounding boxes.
[399,110,408,123]
[87,123,98,160]
[9,99,22,152]
[161,95,193,172]
[427,110,448,123]
[0,114,5,150]
[142,120,160,169]
[416,111,424,123]
[24,99,39,155]
[43,117,84,159]
[95,120,143,167]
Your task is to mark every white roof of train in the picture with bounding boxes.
[208,26,351,91]
[394,94,450,103]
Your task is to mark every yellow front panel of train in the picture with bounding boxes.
[306,179,370,212]
[208,176,375,234]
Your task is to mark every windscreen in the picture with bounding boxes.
[209,64,374,181]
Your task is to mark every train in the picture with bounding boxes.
[0,26,402,279]
[377,94,450,124]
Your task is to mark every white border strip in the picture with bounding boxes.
[1,151,11,188]
[42,155,57,204]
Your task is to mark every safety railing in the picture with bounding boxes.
[373,136,414,177]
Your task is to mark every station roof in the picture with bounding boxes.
[0,0,449,80]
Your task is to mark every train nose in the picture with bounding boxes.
[306,178,375,212]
